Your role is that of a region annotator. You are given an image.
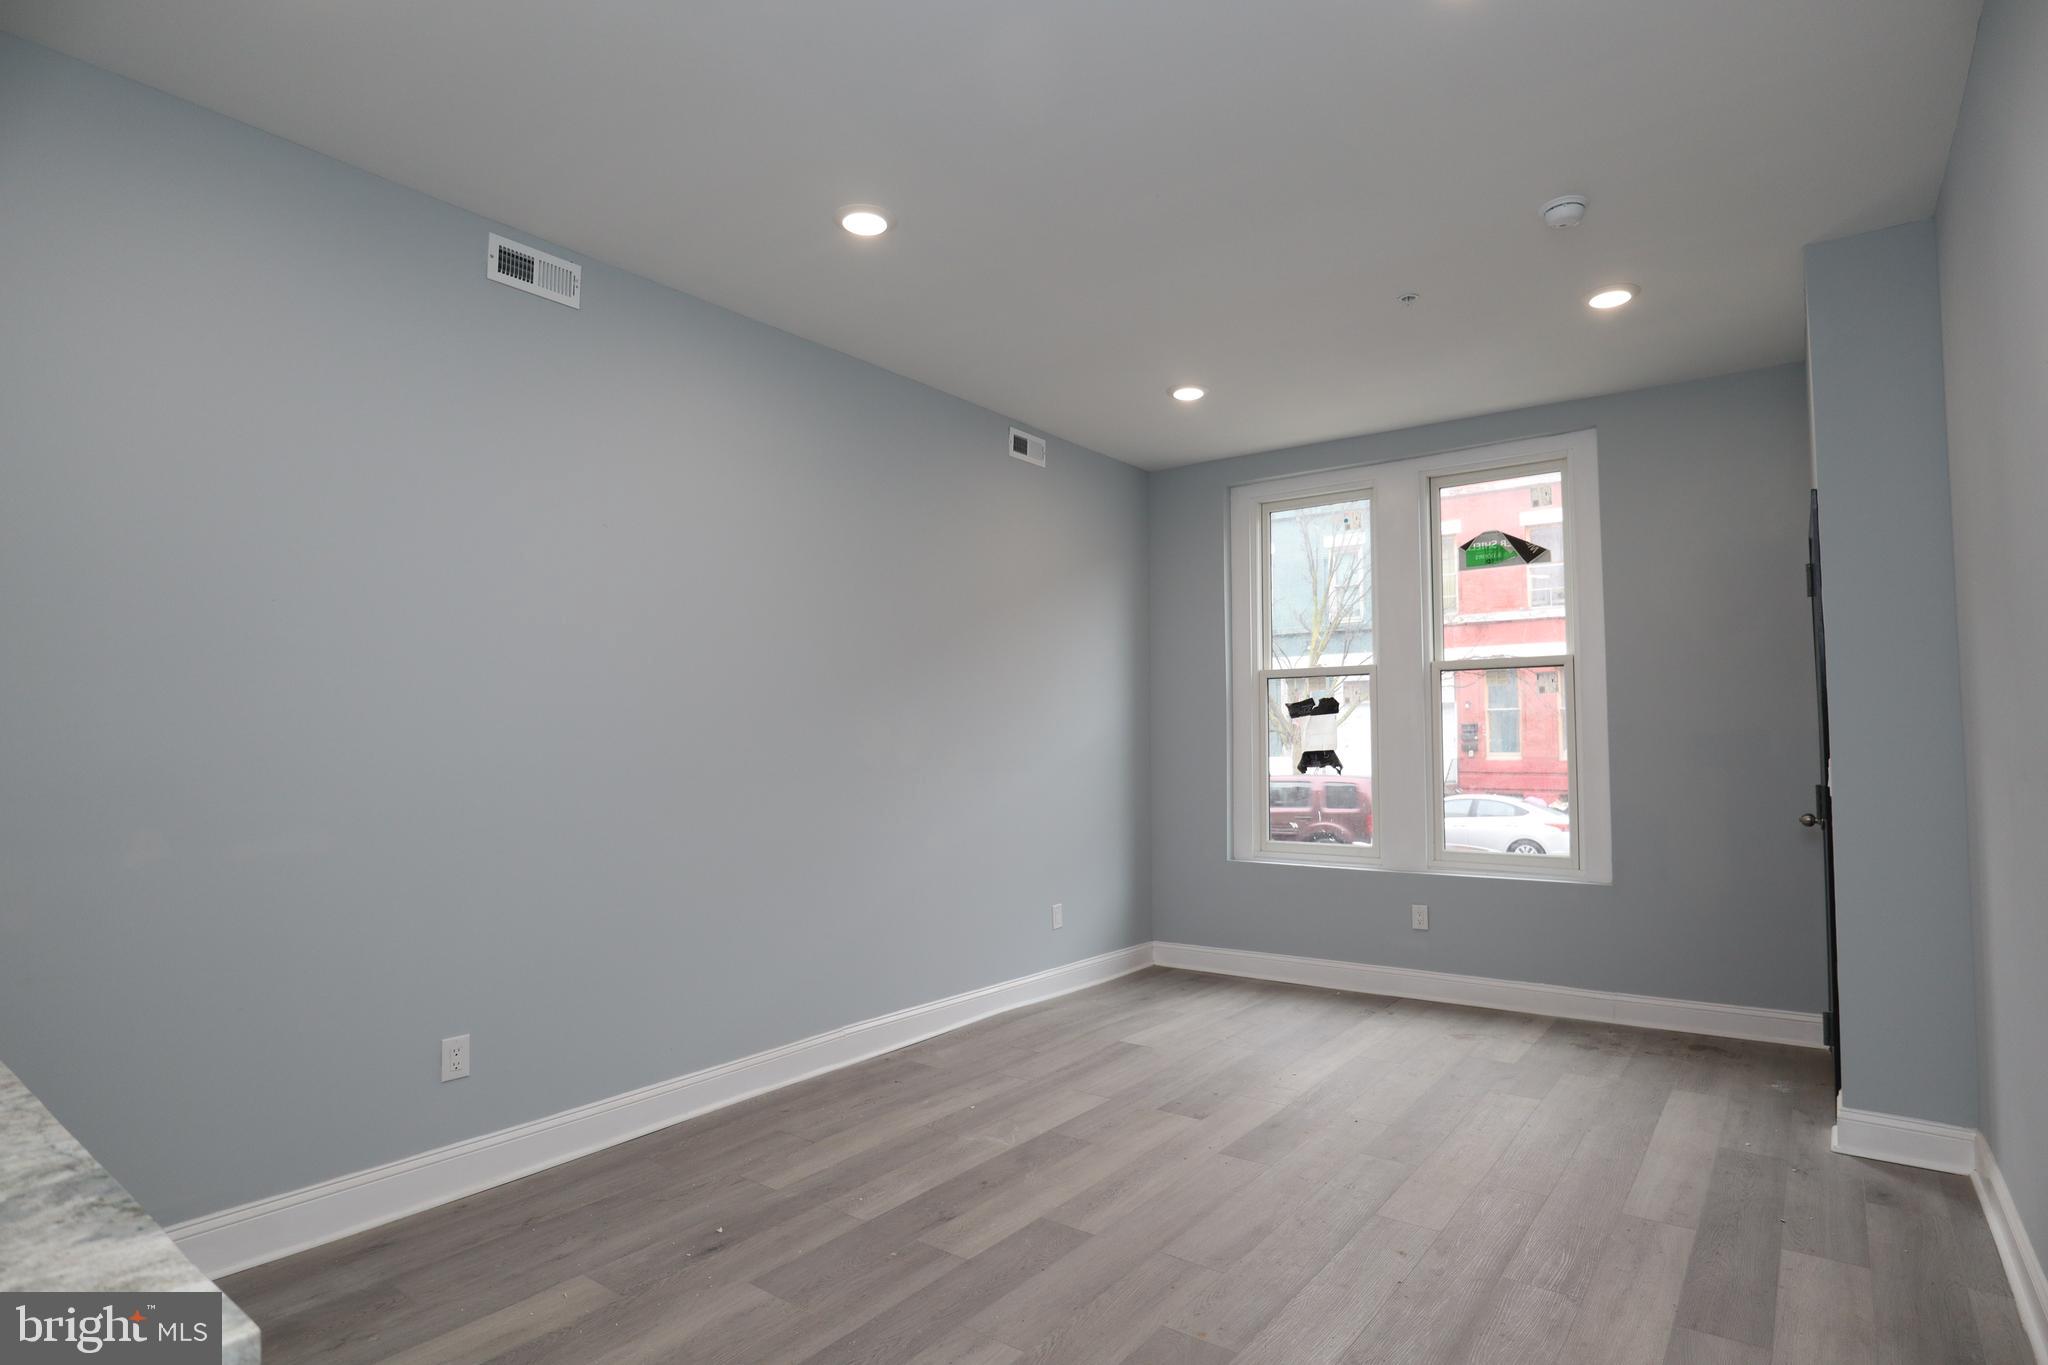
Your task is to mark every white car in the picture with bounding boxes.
[1443,794,1572,857]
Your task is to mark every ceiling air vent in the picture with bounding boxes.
[487,232,580,308]
[1009,428,1047,467]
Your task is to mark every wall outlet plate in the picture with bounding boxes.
[1051,903,1064,929]
[1411,904,1429,931]
[441,1034,470,1082]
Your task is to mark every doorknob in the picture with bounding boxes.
[1799,812,1821,827]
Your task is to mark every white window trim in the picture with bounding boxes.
[1229,429,1612,884]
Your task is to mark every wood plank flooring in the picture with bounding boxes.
[225,969,2028,1364]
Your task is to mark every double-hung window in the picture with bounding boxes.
[1229,430,1610,882]
[1254,488,1376,860]
[1431,461,1579,869]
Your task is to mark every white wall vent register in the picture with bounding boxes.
[487,233,581,308]
[1009,428,1047,467]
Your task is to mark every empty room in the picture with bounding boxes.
[2,1,2043,1362]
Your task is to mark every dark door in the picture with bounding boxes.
[1806,490,1842,1092]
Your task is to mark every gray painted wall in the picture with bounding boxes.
[1803,222,1977,1128]
[1938,0,2048,1267]
[0,35,1148,1224]
[1149,366,1829,1012]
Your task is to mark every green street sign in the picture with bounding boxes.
[1461,530,1549,570]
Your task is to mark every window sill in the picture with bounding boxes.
[1232,851,1611,886]
[1249,846,1382,870]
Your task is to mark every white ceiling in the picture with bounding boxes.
[1,0,1981,468]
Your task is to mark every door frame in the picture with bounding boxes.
[1807,489,1842,1093]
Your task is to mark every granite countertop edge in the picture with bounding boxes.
[0,1061,259,1363]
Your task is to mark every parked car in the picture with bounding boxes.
[1442,793,1571,856]
[1269,774,1373,845]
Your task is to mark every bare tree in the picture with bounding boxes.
[1267,508,1372,772]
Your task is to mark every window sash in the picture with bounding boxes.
[1430,458,1572,666]
[1260,488,1374,674]
[1429,455,1579,871]
[1431,661,1577,868]
[1255,663,1375,859]
[1255,484,1378,864]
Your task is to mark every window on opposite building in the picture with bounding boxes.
[1485,669,1523,757]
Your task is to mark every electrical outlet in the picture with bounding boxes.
[441,1034,470,1082]
[1051,902,1064,930]
[1411,904,1429,931]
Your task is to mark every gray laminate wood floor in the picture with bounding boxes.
[225,969,2031,1364]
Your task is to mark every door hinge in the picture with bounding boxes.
[1805,562,1817,598]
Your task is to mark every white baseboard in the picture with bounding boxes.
[1974,1134,2048,1364]
[168,943,1153,1278]
[1830,1102,1979,1174]
[1152,941,1826,1047]
[160,939,1870,1279]
[164,933,2048,1361]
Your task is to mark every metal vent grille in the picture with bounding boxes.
[486,233,581,308]
[496,243,536,283]
[1008,428,1047,467]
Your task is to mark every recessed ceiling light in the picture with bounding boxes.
[1172,385,1205,402]
[1587,286,1636,310]
[839,207,890,237]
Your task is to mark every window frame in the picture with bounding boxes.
[1229,429,1611,884]
[1430,456,1583,874]
[1249,481,1381,866]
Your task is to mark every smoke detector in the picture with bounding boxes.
[1540,195,1589,228]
